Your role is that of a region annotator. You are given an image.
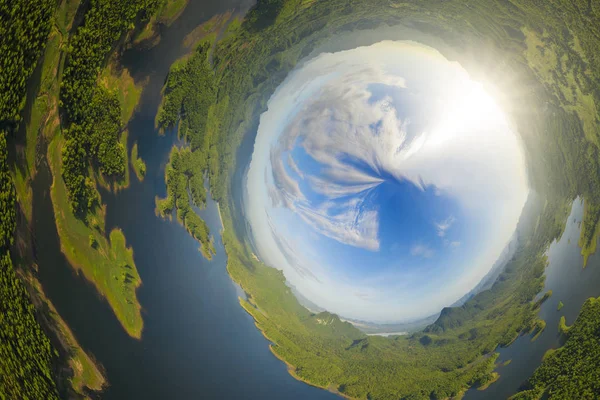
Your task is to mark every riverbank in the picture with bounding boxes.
[238,298,355,400]
[268,344,356,400]
[132,0,191,47]
[48,136,143,338]
[579,199,600,267]
[23,269,106,395]
[35,16,151,339]
[130,141,146,181]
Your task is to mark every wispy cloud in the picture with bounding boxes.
[410,244,435,258]
[435,216,455,237]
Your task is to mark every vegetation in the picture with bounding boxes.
[61,86,125,215]
[477,371,500,391]
[49,136,143,338]
[512,297,600,399]
[1,0,190,396]
[156,40,217,146]
[0,0,66,397]
[155,0,600,398]
[31,0,162,341]
[7,0,147,343]
[0,135,59,399]
[557,301,564,311]
[0,0,54,129]
[131,141,146,181]
[579,201,600,266]
[529,319,547,342]
[11,0,81,222]
[60,0,161,215]
[558,316,571,336]
[156,146,215,259]
[23,271,106,395]
[99,59,144,127]
[533,290,553,309]
[133,0,189,46]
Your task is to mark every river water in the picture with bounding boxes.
[465,198,600,399]
[29,2,600,398]
[32,1,336,398]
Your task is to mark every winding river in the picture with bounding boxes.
[29,2,600,398]
[32,1,336,398]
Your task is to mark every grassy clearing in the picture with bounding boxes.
[99,60,143,126]
[130,141,146,181]
[48,136,143,339]
[12,27,65,221]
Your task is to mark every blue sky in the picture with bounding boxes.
[244,41,529,323]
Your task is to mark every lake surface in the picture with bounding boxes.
[32,1,337,398]
[465,198,600,399]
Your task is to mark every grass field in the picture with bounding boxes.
[12,25,65,221]
[130,141,146,181]
[48,136,143,339]
[99,61,143,127]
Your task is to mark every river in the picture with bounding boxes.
[31,0,337,398]
[464,198,600,399]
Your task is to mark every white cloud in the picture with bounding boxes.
[410,244,435,258]
[435,216,456,237]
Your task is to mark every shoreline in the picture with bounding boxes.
[48,137,144,340]
[268,345,356,400]
[237,298,355,400]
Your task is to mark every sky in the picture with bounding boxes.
[244,40,529,323]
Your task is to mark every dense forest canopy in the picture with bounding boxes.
[60,0,161,216]
[0,0,60,398]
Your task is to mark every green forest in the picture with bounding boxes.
[0,133,58,399]
[60,0,161,216]
[1,0,61,398]
[0,0,169,396]
[155,146,215,259]
[511,297,600,399]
